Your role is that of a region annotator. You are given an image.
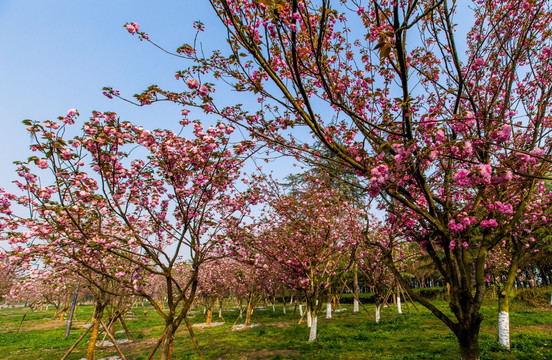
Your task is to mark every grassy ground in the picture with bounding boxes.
[0,299,550,359]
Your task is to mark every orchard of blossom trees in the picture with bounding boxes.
[2,1,552,360]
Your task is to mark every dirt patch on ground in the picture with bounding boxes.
[231,348,300,360]
[263,321,293,328]
[23,319,66,332]
[116,337,159,353]
[192,321,225,329]
[526,323,552,331]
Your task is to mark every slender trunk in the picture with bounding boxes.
[119,317,132,340]
[299,303,303,317]
[245,301,253,326]
[238,298,243,319]
[160,322,176,360]
[206,307,212,326]
[308,311,318,342]
[397,287,402,314]
[353,263,359,313]
[325,301,332,319]
[306,308,312,327]
[86,301,104,360]
[375,303,381,324]
[217,298,223,318]
[498,306,510,351]
[498,254,522,350]
[109,318,117,339]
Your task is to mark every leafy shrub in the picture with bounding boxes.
[514,287,551,306]
[338,293,376,304]
[411,287,448,301]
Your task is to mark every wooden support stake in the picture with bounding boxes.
[146,329,167,360]
[99,318,127,360]
[60,323,94,360]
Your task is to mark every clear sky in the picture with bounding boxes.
[0,1,236,192]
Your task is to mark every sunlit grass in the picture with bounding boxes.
[0,298,550,359]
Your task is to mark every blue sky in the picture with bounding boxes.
[0,1,236,192]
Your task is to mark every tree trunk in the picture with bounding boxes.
[245,301,253,326]
[325,301,332,319]
[353,263,360,313]
[206,307,212,326]
[498,304,510,351]
[375,303,381,324]
[457,323,481,360]
[307,309,318,342]
[397,286,402,315]
[306,308,312,327]
[160,322,176,360]
[238,298,243,319]
[497,253,522,350]
[496,280,511,350]
[86,301,105,360]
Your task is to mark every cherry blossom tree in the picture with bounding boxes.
[0,258,16,304]
[247,176,362,341]
[7,267,79,318]
[1,111,257,360]
[98,0,552,357]
[488,181,552,349]
[172,2,550,358]
[197,257,236,325]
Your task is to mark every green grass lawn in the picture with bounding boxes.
[0,299,550,359]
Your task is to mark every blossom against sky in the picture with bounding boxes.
[0,1,224,192]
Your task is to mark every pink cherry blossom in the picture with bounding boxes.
[186,78,199,89]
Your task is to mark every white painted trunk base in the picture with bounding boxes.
[375,304,381,324]
[307,309,312,327]
[353,299,359,313]
[397,295,402,314]
[498,311,510,350]
[283,304,286,314]
[299,304,303,317]
[326,302,332,319]
[308,314,318,341]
